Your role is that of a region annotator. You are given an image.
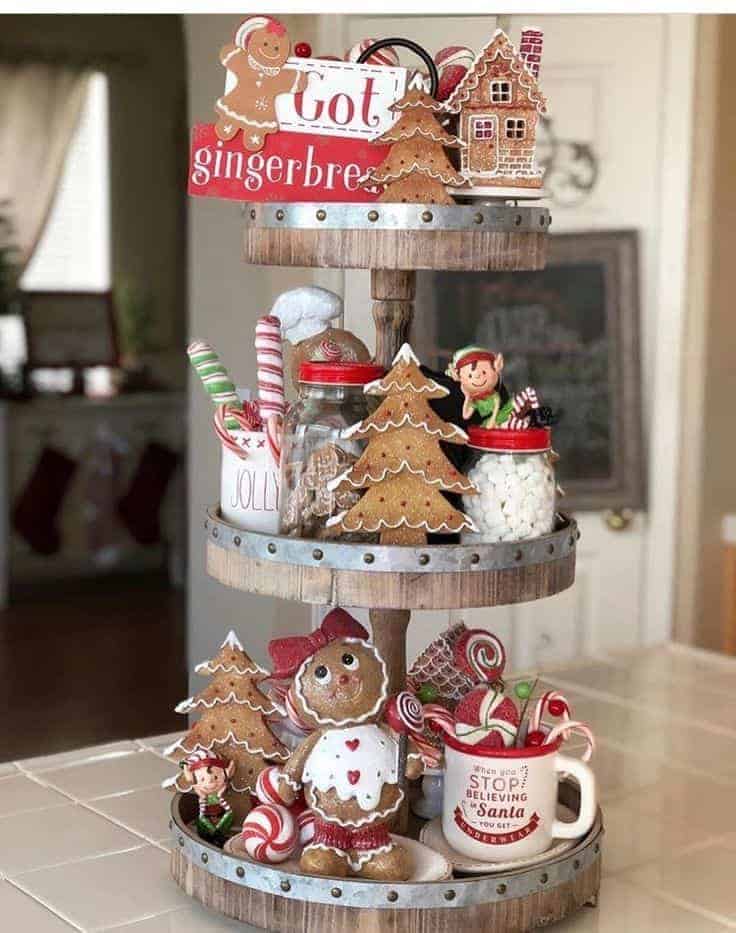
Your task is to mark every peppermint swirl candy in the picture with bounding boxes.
[454,629,506,683]
[385,691,424,734]
[317,337,343,361]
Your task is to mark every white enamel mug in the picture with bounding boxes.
[442,733,596,862]
[220,430,279,533]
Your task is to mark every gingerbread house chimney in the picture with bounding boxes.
[519,28,544,78]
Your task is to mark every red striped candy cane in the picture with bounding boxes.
[544,719,595,762]
[531,690,571,733]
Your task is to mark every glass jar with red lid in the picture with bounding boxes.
[279,361,385,539]
[462,426,556,543]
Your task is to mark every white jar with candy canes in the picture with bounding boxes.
[279,361,384,539]
[462,426,556,543]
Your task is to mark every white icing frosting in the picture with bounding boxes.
[303,725,399,812]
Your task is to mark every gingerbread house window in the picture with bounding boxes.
[473,119,495,140]
[505,118,526,139]
[490,80,512,103]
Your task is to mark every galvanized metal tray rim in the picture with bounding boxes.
[171,794,602,911]
[205,507,578,574]
[244,201,551,233]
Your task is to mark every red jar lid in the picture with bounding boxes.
[299,361,385,386]
[467,426,552,452]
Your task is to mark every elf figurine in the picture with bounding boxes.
[446,346,513,427]
[181,748,236,847]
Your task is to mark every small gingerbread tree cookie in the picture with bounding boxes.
[361,83,467,204]
[326,344,477,545]
[165,631,289,825]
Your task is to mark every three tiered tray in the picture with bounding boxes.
[171,201,603,932]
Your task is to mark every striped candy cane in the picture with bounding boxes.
[531,690,570,733]
[423,704,456,738]
[255,316,285,421]
[505,386,540,430]
[544,719,595,762]
[187,340,241,431]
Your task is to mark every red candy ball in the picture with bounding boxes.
[525,730,546,747]
[294,42,312,58]
[548,699,567,717]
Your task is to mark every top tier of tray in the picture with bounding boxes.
[243,201,550,271]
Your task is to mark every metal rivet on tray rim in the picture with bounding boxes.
[421,210,433,222]
[444,889,456,901]
[280,879,291,892]
[368,210,379,222]
[201,852,208,864]
[316,209,327,221]
[313,548,324,561]
[331,887,342,898]
[234,536,241,547]
[267,542,277,554]
[387,890,398,902]
[236,866,245,878]
[275,209,285,221]
[363,553,375,564]
[418,553,430,566]
[496,883,507,895]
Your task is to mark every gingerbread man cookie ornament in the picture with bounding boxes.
[268,609,423,881]
[215,16,307,152]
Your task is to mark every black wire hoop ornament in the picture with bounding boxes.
[356,38,439,99]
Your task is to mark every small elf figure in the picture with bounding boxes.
[446,346,513,427]
[181,748,236,846]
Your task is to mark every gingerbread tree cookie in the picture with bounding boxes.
[326,344,477,545]
[165,631,289,825]
[361,84,467,204]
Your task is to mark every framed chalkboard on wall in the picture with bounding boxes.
[415,230,645,512]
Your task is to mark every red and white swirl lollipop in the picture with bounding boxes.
[241,803,297,864]
[454,629,506,684]
[385,691,424,734]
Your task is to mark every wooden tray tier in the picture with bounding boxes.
[170,786,601,933]
[205,508,577,611]
[244,202,551,271]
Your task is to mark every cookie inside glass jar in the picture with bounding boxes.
[279,362,385,540]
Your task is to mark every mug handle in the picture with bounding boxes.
[550,753,597,840]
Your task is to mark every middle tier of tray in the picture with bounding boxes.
[205,507,577,610]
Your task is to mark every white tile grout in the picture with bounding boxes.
[5,877,86,931]
[11,842,149,882]
[544,674,736,742]
[94,907,187,932]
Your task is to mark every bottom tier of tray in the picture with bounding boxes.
[169,783,603,933]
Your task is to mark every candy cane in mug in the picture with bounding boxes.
[544,719,596,762]
[531,690,571,733]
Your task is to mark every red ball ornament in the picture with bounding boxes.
[548,699,567,717]
[526,730,546,747]
[294,41,312,58]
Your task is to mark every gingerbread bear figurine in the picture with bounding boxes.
[215,15,307,152]
[267,609,424,881]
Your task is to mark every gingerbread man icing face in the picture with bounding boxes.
[292,638,389,729]
[248,23,290,69]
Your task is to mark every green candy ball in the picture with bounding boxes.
[417,683,439,703]
[514,681,533,700]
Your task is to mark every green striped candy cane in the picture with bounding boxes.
[187,340,241,431]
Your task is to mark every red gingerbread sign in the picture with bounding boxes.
[189,14,406,203]
[188,124,389,202]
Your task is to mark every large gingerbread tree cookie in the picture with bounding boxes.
[327,344,477,545]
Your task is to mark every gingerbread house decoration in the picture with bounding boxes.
[444,28,548,191]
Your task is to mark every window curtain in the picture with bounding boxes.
[0,63,89,272]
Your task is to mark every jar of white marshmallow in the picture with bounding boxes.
[462,426,556,544]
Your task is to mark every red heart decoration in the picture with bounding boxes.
[347,770,360,785]
[345,739,360,752]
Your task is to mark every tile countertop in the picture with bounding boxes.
[2,643,736,932]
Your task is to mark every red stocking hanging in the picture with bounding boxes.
[117,442,179,546]
[12,447,77,555]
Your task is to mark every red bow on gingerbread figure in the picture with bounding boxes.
[265,608,424,881]
[269,608,369,679]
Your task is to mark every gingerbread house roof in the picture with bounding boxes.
[445,29,548,116]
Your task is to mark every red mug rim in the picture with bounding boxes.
[444,731,562,758]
